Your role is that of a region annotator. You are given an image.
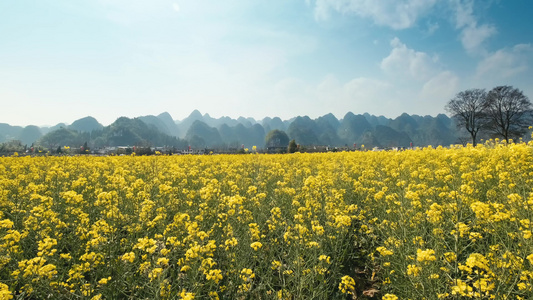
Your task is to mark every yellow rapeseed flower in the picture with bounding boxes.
[250,241,262,251]
[121,252,135,263]
[416,249,436,263]
[0,283,13,300]
[205,269,223,283]
[407,264,421,277]
[376,246,394,256]
[382,294,398,300]
[338,275,355,294]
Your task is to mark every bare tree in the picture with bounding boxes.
[445,89,486,146]
[484,85,532,143]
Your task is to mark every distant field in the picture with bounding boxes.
[1,143,533,299]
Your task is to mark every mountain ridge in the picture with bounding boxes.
[0,110,465,150]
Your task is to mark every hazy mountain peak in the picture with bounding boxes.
[0,110,462,149]
[69,116,103,133]
[157,112,174,121]
[343,112,356,120]
[188,110,203,119]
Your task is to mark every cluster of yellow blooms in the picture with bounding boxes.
[0,139,533,299]
[0,152,361,299]
[368,140,533,299]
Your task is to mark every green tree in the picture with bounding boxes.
[38,128,79,151]
[0,140,24,154]
[288,139,298,153]
[265,130,289,148]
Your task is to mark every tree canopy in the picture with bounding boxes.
[445,89,486,146]
[265,130,289,148]
[484,86,532,142]
[445,85,532,144]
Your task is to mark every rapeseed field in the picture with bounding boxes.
[1,140,533,299]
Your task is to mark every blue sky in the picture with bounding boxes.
[1,0,532,126]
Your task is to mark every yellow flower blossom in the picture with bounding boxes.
[179,289,195,300]
[250,241,262,251]
[407,264,421,277]
[376,246,394,256]
[149,268,163,281]
[0,283,13,300]
[240,268,255,281]
[2,143,533,299]
[121,252,135,263]
[157,257,169,267]
[271,260,282,270]
[338,275,355,294]
[318,255,331,264]
[205,269,223,283]
[444,252,457,263]
[527,254,533,265]
[383,294,398,300]
[416,249,436,263]
[98,277,111,285]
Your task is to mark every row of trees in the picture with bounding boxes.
[445,85,532,146]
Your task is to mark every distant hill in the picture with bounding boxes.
[185,120,223,148]
[175,110,204,138]
[18,125,42,146]
[338,112,373,144]
[138,115,173,136]
[69,116,103,132]
[372,125,412,148]
[37,116,187,149]
[363,113,389,127]
[262,117,288,133]
[175,110,261,139]
[39,127,81,149]
[157,112,181,137]
[0,123,43,146]
[288,116,321,146]
[41,123,67,135]
[0,123,23,143]
[0,110,465,150]
[90,117,187,148]
[176,111,460,149]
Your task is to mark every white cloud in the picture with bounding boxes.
[420,71,459,100]
[380,37,439,81]
[380,38,460,110]
[476,44,533,79]
[311,0,498,55]
[460,23,497,55]
[312,0,438,30]
[450,0,497,54]
[452,0,475,28]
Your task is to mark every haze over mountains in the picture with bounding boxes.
[0,110,463,150]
